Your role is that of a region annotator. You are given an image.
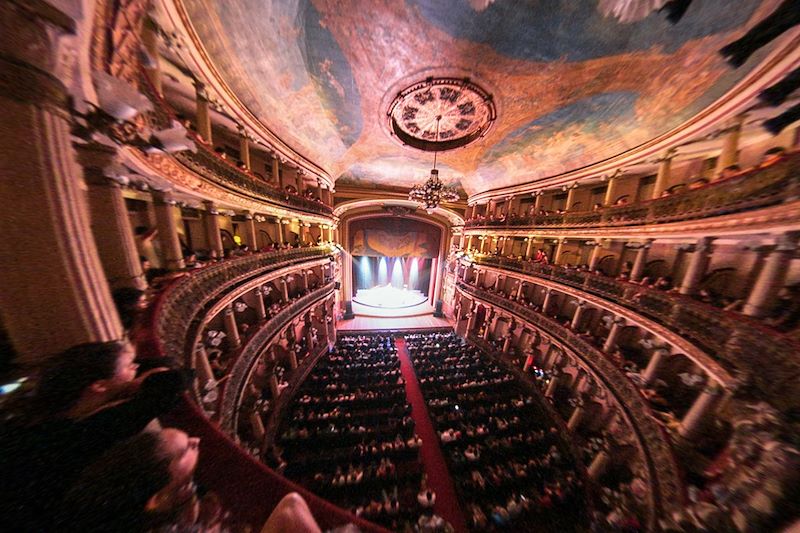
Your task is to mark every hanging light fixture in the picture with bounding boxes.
[408,116,460,212]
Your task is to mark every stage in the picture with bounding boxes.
[351,285,432,318]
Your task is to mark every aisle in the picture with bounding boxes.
[394,337,468,533]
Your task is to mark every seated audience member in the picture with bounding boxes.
[719,164,742,180]
[61,428,323,533]
[0,341,188,530]
[112,287,147,331]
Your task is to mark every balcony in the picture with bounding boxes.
[469,255,800,411]
[466,153,800,231]
[137,74,334,218]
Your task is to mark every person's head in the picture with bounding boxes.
[61,428,200,532]
[134,226,148,236]
[34,340,138,418]
[112,288,147,330]
[720,164,741,179]
[761,147,786,166]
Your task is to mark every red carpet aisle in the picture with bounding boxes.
[394,338,468,533]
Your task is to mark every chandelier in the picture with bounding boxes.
[408,116,460,211]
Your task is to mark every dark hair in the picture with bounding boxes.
[134,226,148,236]
[112,288,145,330]
[33,341,127,418]
[60,431,172,532]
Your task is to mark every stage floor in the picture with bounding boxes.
[338,314,452,332]
[353,285,428,309]
[352,285,432,318]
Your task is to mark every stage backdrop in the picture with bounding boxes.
[349,217,441,258]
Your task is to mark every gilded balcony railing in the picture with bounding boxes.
[153,247,331,364]
[466,153,800,230]
[470,255,800,410]
[457,281,683,530]
[137,73,334,217]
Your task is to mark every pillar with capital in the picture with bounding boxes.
[270,156,280,185]
[713,115,745,179]
[223,305,241,349]
[571,301,588,330]
[541,289,553,315]
[482,308,495,340]
[252,287,267,321]
[153,191,186,270]
[194,344,216,388]
[742,232,798,317]
[629,240,652,282]
[241,211,258,251]
[588,449,611,480]
[195,82,213,143]
[642,347,670,386]
[533,191,544,213]
[280,278,289,301]
[652,149,675,199]
[545,369,561,397]
[515,282,525,301]
[567,396,586,432]
[238,126,251,170]
[554,239,565,264]
[679,383,725,440]
[679,237,714,295]
[603,173,621,206]
[203,200,225,259]
[466,303,479,333]
[524,237,534,259]
[79,143,147,290]
[603,317,626,353]
[588,241,605,271]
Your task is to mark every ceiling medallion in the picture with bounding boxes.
[387,77,496,152]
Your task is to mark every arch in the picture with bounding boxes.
[220,229,236,250]
[701,267,738,297]
[644,259,669,280]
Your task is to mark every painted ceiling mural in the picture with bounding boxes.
[181,0,781,195]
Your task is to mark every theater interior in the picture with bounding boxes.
[1,0,800,531]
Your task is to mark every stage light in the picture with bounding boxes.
[391,257,404,288]
[409,257,419,290]
[378,257,388,285]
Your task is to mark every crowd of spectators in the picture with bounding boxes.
[404,331,588,532]
[277,334,433,531]
[0,340,322,532]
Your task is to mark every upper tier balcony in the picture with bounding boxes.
[134,74,334,219]
[465,153,800,233]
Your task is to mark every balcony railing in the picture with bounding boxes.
[138,73,334,218]
[150,247,331,365]
[219,282,336,432]
[470,255,800,411]
[136,251,386,533]
[457,281,683,529]
[466,153,800,230]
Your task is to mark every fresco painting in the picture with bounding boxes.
[182,0,782,194]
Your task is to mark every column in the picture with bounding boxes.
[223,305,241,349]
[554,239,565,264]
[141,19,163,96]
[195,344,216,388]
[465,204,474,220]
[508,196,521,216]
[241,211,258,251]
[302,271,310,291]
[588,242,604,270]
[524,238,534,259]
[603,317,625,352]
[275,219,284,244]
[482,308,494,340]
[295,169,305,196]
[269,372,280,398]
[567,401,586,432]
[565,186,578,211]
[465,235,474,251]
[304,313,315,350]
[629,241,651,282]
[203,200,224,259]
[238,126,251,170]
[603,174,620,206]
[288,341,299,369]
[487,199,497,217]
[545,370,560,397]
[502,331,513,353]
[475,270,483,288]
[713,115,745,179]
[252,287,267,321]
[533,191,544,213]
[742,232,798,317]
[678,383,724,440]
[494,274,504,291]
[652,150,674,199]
[571,302,588,330]
[195,82,213,143]
[315,179,323,201]
[523,352,535,372]
[588,450,611,480]
[271,156,280,184]
[153,191,186,270]
[466,304,479,333]
[642,347,670,386]
[542,289,553,314]
[679,237,714,295]
[515,282,525,301]
[79,143,146,290]
[299,223,309,245]
[250,411,266,442]
[280,278,289,301]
